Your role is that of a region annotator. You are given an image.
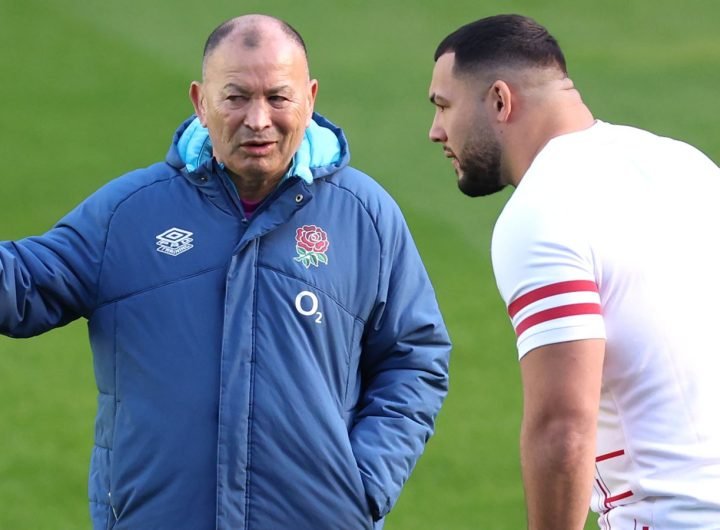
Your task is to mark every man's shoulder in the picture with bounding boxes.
[320,165,398,211]
[312,166,412,240]
[56,162,184,234]
[107,161,180,196]
[89,161,182,212]
[323,164,381,189]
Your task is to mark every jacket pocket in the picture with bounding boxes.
[88,445,113,530]
[106,491,119,530]
[342,318,364,409]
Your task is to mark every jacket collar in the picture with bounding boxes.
[165,112,350,184]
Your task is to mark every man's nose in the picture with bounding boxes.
[244,100,272,131]
[428,117,447,143]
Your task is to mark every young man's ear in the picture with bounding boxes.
[489,80,512,123]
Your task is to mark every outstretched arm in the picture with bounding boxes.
[1,195,108,337]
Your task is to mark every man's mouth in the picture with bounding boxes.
[241,139,275,146]
[240,140,276,155]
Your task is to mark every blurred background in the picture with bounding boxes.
[0,0,717,528]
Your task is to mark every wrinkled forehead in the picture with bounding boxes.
[205,30,309,82]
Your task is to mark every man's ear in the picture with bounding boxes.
[488,80,512,123]
[306,79,319,127]
[189,81,207,126]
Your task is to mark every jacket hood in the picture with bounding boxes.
[165,112,350,183]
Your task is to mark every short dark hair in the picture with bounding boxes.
[434,14,567,76]
[202,16,308,64]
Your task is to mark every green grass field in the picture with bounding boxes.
[1,1,718,528]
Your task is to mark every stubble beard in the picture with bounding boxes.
[456,136,505,198]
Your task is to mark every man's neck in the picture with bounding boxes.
[505,96,594,188]
[229,170,285,203]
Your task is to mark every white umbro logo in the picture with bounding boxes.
[156,228,194,256]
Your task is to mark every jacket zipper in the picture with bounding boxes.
[215,163,301,221]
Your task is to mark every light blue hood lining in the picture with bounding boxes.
[177,117,342,184]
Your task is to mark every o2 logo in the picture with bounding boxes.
[294,291,323,324]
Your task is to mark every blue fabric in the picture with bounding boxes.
[288,120,342,182]
[0,114,450,530]
[176,117,213,173]
[177,116,342,183]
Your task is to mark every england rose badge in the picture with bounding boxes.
[294,225,330,268]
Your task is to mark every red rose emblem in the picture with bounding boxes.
[296,225,329,254]
[294,225,330,268]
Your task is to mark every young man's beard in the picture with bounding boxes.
[457,139,505,197]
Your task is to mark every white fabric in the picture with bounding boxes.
[492,121,720,528]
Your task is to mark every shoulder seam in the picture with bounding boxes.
[93,168,183,308]
[320,177,385,305]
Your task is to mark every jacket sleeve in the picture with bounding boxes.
[350,200,451,520]
[0,192,111,338]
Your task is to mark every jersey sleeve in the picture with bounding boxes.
[491,198,605,359]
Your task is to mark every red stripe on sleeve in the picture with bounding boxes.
[514,303,602,337]
[508,280,599,318]
[596,449,625,462]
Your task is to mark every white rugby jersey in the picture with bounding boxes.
[492,121,720,528]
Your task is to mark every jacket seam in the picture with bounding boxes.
[342,318,362,407]
[93,171,183,309]
[216,273,229,528]
[96,388,114,450]
[94,264,226,309]
[110,300,118,519]
[319,178,384,306]
[244,239,259,528]
[259,264,367,324]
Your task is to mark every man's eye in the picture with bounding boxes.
[269,95,288,105]
[227,95,245,102]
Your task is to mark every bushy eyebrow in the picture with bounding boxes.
[222,83,293,95]
[267,85,293,95]
[222,83,249,94]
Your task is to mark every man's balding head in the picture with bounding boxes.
[189,14,318,201]
[202,15,307,78]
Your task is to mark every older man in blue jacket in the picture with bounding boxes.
[0,14,450,530]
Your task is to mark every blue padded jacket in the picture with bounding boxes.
[0,113,451,530]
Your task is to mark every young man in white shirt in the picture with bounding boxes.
[428,13,720,530]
